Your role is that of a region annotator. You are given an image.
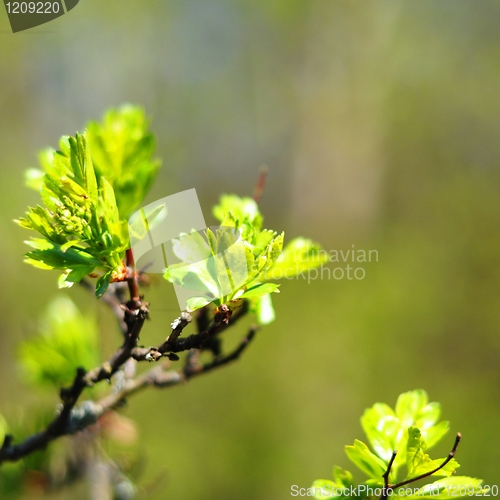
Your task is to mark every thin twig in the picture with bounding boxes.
[253,165,269,203]
[184,326,258,378]
[381,451,398,500]
[130,301,248,362]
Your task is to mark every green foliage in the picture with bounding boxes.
[18,296,99,388]
[0,413,6,448]
[87,105,161,219]
[18,106,160,297]
[164,194,327,322]
[361,389,450,476]
[311,390,484,500]
[263,236,328,280]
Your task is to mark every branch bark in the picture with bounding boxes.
[0,252,252,466]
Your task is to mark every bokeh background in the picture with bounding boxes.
[1,0,500,498]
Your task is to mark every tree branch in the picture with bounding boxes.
[253,164,269,203]
[381,451,397,500]
[130,302,248,362]
[125,248,140,310]
[0,325,258,464]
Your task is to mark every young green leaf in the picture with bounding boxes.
[263,237,328,279]
[18,296,100,388]
[186,296,212,311]
[313,391,483,498]
[252,294,276,325]
[0,413,6,447]
[96,271,113,298]
[345,440,386,481]
[239,282,280,299]
[361,390,450,477]
[311,479,343,500]
[19,130,129,296]
[212,194,263,233]
[87,105,161,218]
[361,402,400,462]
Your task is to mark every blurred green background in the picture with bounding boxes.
[1,0,500,498]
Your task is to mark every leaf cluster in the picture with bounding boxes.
[18,296,99,388]
[312,390,484,500]
[165,194,328,322]
[18,106,160,296]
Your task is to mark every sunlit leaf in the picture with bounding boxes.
[345,440,386,481]
[18,296,100,388]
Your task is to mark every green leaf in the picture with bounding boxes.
[87,105,161,218]
[239,282,280,299]
[18,296,100,388]
[171,231,211,264]
[212,194,262,232]
[406,427,426,477]
[186,296,212,311]
[206,228,217,255]
[19,126,129,290]
[96,271,113,298]
[165,261,220,299]
[412,457,459,478]
[422,420,450,449]
[416,402,441,428]
[264,232,284,271]
[263,237,328,279]
[395,389,429,422]
[216,238,252,294]
[311,480,343,500]
[24,167,45,191]
[345,440,386,481]
[361,390,451,479]
[332,466,354,488]
[101,177,119,226]
[128,204,167,246]
[361,402,400,462]
[0,413,6,446]
[253,293,276,325]
[25,238,100,271]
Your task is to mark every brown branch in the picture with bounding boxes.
[84,301,149,386]
[253,164,269,203]
[130,301,248,362]
[381,451,398,500]
[99,325,258,409]
[0,303,253,465]
[126,248,140,309]
[184,326,258,378]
